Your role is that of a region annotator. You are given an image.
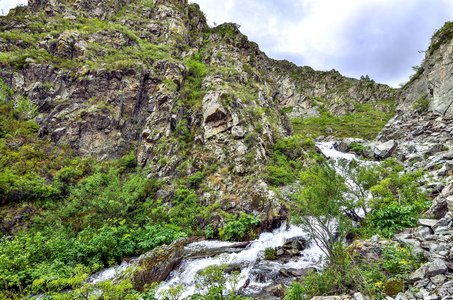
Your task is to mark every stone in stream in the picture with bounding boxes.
[265,284,285,297]
[374,140,398,159]
[279,268,290,277]
[283,236,306,250]
[288,267,317,277]
[127,237,189,292]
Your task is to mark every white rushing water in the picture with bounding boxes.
[317,141,356,161]
[157,224,324,298]
[86,260,134,284]
[317,141,378,219]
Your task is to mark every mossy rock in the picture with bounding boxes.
[384,279,404,297]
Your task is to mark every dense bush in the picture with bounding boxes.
[266,136,314,186]
[219,213,261,241]
[367,205,419,238]
[0,220,186,291]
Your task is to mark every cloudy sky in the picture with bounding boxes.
[2,0,453,87]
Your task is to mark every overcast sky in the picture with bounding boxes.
[2,0,453,87]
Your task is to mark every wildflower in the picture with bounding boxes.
[375,281,384,288]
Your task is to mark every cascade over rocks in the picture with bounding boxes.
[126,237,190,292]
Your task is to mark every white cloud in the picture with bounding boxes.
[0,0,27,15]
[191,0,453,87]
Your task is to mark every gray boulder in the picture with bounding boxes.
[374,140,398,159]
[128,237,189,292]
[425,259,448,278]
[437,280,453,298]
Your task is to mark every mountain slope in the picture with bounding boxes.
[0,0,403,296]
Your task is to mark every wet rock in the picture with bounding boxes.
[287,267,316,277]
[129,237,189,292]
[283,236,306,250]
[338,137,356,152]
[265,284,285,297]
[183,241,250,259]
[279,268,290,277]
[276,249,285,256]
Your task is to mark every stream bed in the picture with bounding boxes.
[157,224,324,298]
[86,142,362,298]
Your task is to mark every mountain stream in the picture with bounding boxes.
[86,142,359,298]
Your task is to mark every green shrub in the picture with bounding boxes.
[264,248,276,260]
[367,205,419,238]
[381,245,423,278]
[349,142,365,153]
[0,222,186,292]
[266,136,313,186]
[411,95,429,112]
[219,213,260,241]
[193,256,246,299]
[284,282,307,300]
[188,171,204,189]
[267,164,297,186]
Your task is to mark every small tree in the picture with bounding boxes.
[338,160,382,221]
[292,163,356,261]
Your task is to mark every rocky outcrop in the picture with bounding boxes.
[256,59,397,119]
[376,110,453,146]
[389,215,453,300]
[0,0,293,221]
[398,23,453,116]
[128,237,189,292]
[375,22,453,160]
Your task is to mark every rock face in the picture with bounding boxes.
[128,237,189,291]
[0,0,399,223]
[375,22,453,151]
[399,23,453,116]
[258,60,397,120]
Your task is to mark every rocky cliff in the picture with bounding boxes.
[377,22,453,144]
[0,0,398,220]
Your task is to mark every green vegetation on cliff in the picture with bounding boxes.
[291,96,396,140]
[0,79,261,297]
[0,0,424,299]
